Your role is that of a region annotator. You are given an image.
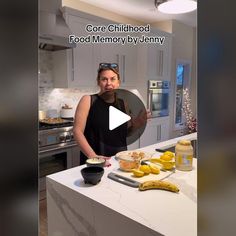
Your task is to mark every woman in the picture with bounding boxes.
[73,63,149,165]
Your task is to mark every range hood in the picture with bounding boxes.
[39,0,76,51]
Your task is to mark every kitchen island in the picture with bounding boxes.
[46,133,197,236]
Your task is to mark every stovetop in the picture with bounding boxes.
[39,118,74,131]
[39,121,74,130]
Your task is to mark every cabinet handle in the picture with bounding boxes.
[122,55,125,83]
[71,48,75,81]
[116,54,119,64]
[157,125,161,141]
[159,125,162,140]
[157,50,163,76]
[148,90,153,113]
[160,50,163,76]
[157,51,160,76]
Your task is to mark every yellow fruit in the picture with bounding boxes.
[132,169,145,177]
[150,158,163,164]
[139,180,179,193]
[162,161,175,170]
[149,164,160,174]
[164,151,175,158]
[139,165,151,174]
[160,154,173,161]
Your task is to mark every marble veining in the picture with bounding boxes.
[47,181,97,236]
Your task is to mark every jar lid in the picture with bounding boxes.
[178,140,191,146]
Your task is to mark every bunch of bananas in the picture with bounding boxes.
[139,180,179,193]
[150,151,175,170]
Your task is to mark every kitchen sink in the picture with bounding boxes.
[157,139,198,158]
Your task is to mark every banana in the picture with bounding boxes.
[139,180,179,193]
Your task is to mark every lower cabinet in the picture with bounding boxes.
[139,123,161,148]
[127,117,170,150]
[139,118,170,148]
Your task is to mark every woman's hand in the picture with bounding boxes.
[96,156,112,167]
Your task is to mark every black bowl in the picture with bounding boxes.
[81,166,104,185]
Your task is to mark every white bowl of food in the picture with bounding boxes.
[86,158,105,168]
[116,151,151,172]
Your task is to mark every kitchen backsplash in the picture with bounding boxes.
[39,50,98,117]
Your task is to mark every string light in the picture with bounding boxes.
[182,88,197,133]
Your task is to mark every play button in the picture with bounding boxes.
[109,106,131,131]
[97,89,147,148]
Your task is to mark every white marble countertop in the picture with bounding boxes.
[47,133,197,236]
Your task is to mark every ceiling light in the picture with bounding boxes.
[155,0,197,14]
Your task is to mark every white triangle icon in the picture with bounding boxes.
[109,106,131,131]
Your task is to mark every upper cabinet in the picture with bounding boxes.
[99,34,138,88]
[67,16,98,88]
[52,8,171,89]
[147,32,171,81]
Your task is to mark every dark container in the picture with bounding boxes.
[81,166,104,185]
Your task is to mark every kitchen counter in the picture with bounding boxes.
[46,133,197,236]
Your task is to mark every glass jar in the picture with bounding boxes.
[175,140,193,171]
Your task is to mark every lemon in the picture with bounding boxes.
[150,158,163,164]
[132,169,145,177]
[149,164,160,174]
[160,154,173,161]
[162,161,175,170]
[164,151,175,158]
[139,165,151,174]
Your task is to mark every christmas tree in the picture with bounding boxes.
[182,88,197,133]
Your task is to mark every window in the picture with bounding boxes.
[174,60,191,129]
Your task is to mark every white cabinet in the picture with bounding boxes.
[99,33,138,87]
[147,33,171,81]
[139,122,161,148]
[53,10,138,88]
[53,15,99,88]
[67,16,98,87]
[139,117,170,148]
[52,49,73,88]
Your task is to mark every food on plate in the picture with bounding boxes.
[160,154,173,161]
[161,161,175,170]
[117,151,150,160]
[150,157,175,170]
[139,180,179,193]
[164,151,175,158]
[149,164,160,174]
[132,169,145,177]
[86,158,105,168]
[132,163,160,177]
[129,151,145,160]
[139,165,151,174]
[40,117,66,124]
[116,151,151,171]
[118,159,140,172]
[150,157,162,163]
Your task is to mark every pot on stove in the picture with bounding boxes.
[60,104,74,118]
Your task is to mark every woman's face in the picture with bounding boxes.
[98,69,120,94]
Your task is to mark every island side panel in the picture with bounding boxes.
[47,178,163,236]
